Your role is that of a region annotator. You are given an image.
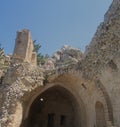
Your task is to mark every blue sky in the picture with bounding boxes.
[0,0,112,56]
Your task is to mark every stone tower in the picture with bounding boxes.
[13,29,37,65]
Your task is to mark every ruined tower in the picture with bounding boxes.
[13,29,37,65]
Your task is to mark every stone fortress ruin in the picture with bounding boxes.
[0,0,120,127]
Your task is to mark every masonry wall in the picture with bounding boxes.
[0,1,120,127]
[81,0,120,126]
[100,53,120,126]
[13,29,36,65]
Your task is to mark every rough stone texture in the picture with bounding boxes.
[77,0,120,126]
[13,29,37,66]
[100,52,120,127]
[43,58,55,70]
[78,0,120,80]
[0,63,44,127]
[0,70,3,78]
[0,0,120,127]
[52,45,83,67]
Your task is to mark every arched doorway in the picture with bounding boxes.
[95,101,106,127]
[26,85,84,127]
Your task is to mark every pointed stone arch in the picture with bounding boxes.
[95,79,114,126]
[21,83,88,127]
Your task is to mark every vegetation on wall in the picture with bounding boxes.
[33,40,49,65]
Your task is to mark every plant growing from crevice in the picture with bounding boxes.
[33,40,49,65]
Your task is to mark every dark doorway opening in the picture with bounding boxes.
[26,86,82,127]
[47,113,55,127]
[60,115,66,126]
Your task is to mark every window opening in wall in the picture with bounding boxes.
[60,115,66,126]
[47,113,55,127]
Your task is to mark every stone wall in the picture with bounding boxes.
[100,52,120,127]
[0,63,44,127]
[78,0,120,80]
[79,0,120,126]
[0,0,120,127]
[13,29,36,66]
